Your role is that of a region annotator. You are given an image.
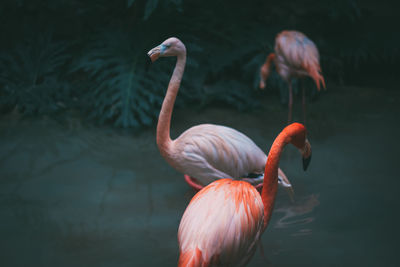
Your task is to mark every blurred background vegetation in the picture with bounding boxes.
[0,0,398,128]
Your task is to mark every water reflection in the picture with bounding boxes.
[273,194,319,235]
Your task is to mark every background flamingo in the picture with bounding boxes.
[177,122,312,266]
[259,30,326,123]
[147,37,292,192]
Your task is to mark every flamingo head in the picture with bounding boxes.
[259,63,269,89]
[147,37,186,63]
[286,123,312,171]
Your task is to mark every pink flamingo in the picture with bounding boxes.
[259,30,326,123]
[147,37,292,193]
[177,122,312,266]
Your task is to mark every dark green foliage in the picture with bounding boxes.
[71,28,170,128]
[0,32,71,115]
[72,27,169,127]
[68,19,202,128]
[0,0,398,127]
[199,80,261,111]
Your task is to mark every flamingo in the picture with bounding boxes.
[147,37,291,192]
[259,30,326,123]
[178,122,312,266]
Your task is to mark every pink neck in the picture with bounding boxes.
[156,53,186,158]
[261,131,288,229]
[265,53,275,69]
[263,53,275,79]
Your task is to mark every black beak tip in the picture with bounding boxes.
[302,153,312,171]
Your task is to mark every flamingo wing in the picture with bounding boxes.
[178,179,264,266]
[173,124,267,185]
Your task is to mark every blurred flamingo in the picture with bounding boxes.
[259,30,326,123]
[178,122,312,266]
[147,37,292,193]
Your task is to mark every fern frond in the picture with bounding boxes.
[0,32,71,115]
[71,29,171,128]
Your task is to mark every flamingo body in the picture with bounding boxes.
[148,37,291,189]
[274,31,325,89]
[178,179,264,267]
[260,30,326,123]
[177,123,312,266]
[171,124,267,186]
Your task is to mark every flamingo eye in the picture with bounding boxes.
[160,44,170,53]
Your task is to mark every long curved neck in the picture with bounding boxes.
[263,53,275,77]
[156,53,186,158]
[261,132,288,229]
[259,53,275,88]
[265,52,275,69]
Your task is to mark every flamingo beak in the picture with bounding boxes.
[285,186,295,203]
[303,152,311,171]
[279,179,295,202]
[147,45,162,63]
[277,171,295,202]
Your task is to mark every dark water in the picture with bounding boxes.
[1,85,399,266]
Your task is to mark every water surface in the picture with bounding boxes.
[1,85,399,266]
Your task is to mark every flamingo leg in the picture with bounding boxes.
[302,80,306,124]
[288,80,293,124]
[258,240,268,264]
